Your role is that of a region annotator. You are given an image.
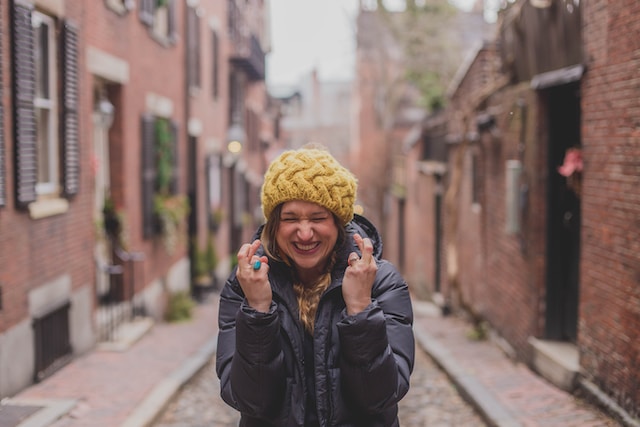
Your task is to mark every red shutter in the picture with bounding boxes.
[11,1,37,208]
[62,21,80,197]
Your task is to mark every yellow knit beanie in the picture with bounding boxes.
[261,148,358,226]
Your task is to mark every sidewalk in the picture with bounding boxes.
[2,295,623,427]
[3,294,219,427]
[412,301,622,427]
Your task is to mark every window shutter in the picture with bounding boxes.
[186,6,200,88]
[139,0,154,27]
[212,30,219,99]
[11,1,37,207]
[62,21,80,197]
[170,120,179,194]
[167,0,177,43]
[141,114,156,239]
[0,2,5,207]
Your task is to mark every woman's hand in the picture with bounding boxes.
[342,234,377,315]
[236,239,271,313]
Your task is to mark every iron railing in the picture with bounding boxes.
[96,246,145,342]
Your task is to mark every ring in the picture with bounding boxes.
[348,255,359,266]
[252,260,262,271]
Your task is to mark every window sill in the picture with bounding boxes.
[29,198,70,219]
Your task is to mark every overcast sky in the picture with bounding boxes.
[265,0,481,89]
[266,0,359,88]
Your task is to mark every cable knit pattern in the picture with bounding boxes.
[261,148,358,225]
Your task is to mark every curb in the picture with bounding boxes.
[119,337,218,427]
[413,327,523,427]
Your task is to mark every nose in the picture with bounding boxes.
[296,221,314,241]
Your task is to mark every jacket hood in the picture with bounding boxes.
[345,213,383,259]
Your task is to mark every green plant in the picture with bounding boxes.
[102,196,127,248]
[154,194,189,253]
[165,291,194,322]
[155,118,173,195]
[191,237,212,279]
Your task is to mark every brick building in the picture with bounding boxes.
[400,0,639,421]
[0,0,271,399]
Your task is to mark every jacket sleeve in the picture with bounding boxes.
[215,275,286,421]
[336,260,415,413]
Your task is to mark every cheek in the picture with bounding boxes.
[275,226,291,252]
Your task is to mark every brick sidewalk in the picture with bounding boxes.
[412,301,622,427]
[7,295,219,427]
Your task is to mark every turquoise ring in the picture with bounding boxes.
[253,260,262,271]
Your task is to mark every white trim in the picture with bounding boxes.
[35,0,65,17]
[188,118,203,137]
[146,93,174,118]
[28,198,70,219]
[87,46,130,84]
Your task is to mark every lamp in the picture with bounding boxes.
[226,122,245,154]
[97,96,115,129]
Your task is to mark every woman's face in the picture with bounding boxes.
[275,200,339,280]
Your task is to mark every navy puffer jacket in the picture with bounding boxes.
[216,214,415,426]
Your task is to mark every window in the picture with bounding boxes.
[186,6,201,90]
[139,0,177,44]
[105,0,135,15]
[33,12,59,196]
[11,3,79,211]
[140,114,180,239]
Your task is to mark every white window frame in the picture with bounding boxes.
[33,11,60,197]
[153,2,170,40]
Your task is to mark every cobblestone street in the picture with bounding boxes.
[153,344,486,427]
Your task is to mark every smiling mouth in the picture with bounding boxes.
[294,242,320,252]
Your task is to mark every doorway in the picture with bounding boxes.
[544,82,581,342]
[93,84,115,302]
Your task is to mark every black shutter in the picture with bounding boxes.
[212,30,219,99]
[0,1,5,207]
[11,1,37,207]
[61,21,79,197]
[139,0,154,26]
[170,120,179,194]
[141,114,156,238]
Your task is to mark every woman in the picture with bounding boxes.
[216,147,414,426]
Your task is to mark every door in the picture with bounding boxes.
[93,108,112,300]
[544,82,581,342]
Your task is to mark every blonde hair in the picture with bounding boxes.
[293,272,332,334]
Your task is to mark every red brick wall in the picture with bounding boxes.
[0,1,95,331]
[580,0,640,416]
[85,0,188,288]
[444,43,547,358]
